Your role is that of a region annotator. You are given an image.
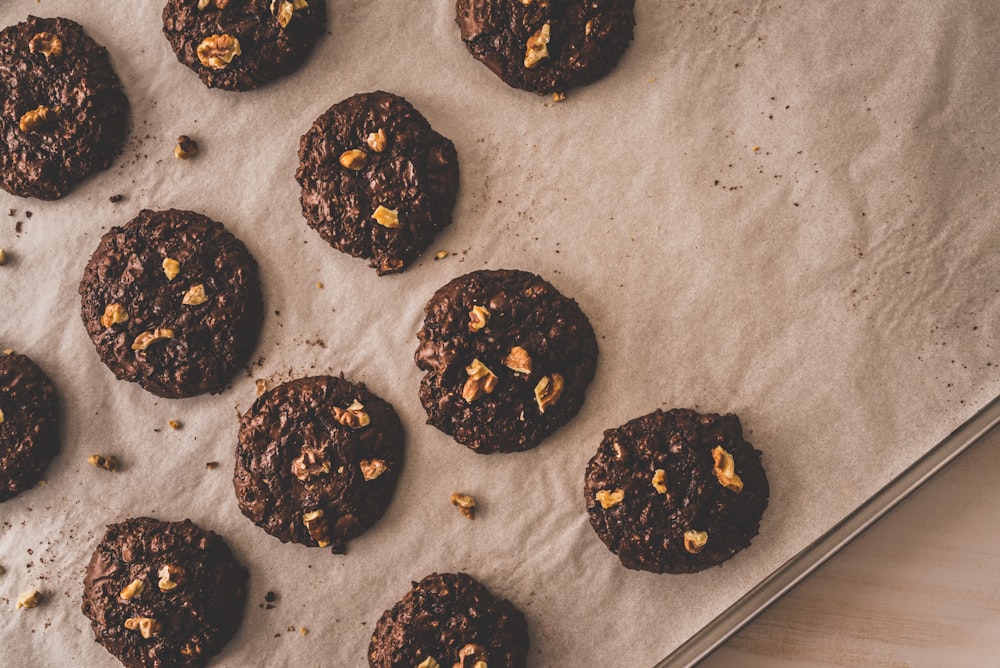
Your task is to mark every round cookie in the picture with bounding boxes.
[456,0,636,95]
[0,351,58,502]
[296,91,460,275]
[0,16,129,200]
[81,517,248,668]
[79,209,263,399]
[234,375,404,553]
[369,572,529,668]
[415,269,598,454]
[584,408,770,574]
[162,0,327,91]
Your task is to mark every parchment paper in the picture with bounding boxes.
[2,1,999,666]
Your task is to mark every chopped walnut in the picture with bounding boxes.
[124,616,162,638]
[683,530,709,554]
[366,128,387,152]
[711,446,744,493]
[158,564,184,592]
[468,304,490,332]
[302,509,331,547]
[339,148,368,170]
[215,0,237,7]
[457,643,489,667]
[524,23,551,69]
[255,378,267,396]
[16,590,41,609]
[651,468,667,494]
[162,257,181,280]
[291,447,330,482]
[19,105,58,133]
[585,19,594,36]
[359,458,387,481]
[87,454,120,472]
[0,408,4,424]
[275,0,294,27]
[174,135,198,160]
[684,531,708,554]
[119,579,145,600]
[595,488,624,509]
[29,32,63,60]
[333,399,370,429]
[434,250,448,260]
[168,420,181,430]
[197,34,242,69]
[612,441,626,460]
[131,328,175,351]
[371,205,400,229]
[0,248,6,266]
[197,0,211,8]
[462,359,498,403]
[533,373,564,412]
[180,640,202,656]
[503,346,533,374]
[182,283,209,306]
[450,492,476,520]
[100,303,129,328]
[417,659,440,668]
[293,0,309,8]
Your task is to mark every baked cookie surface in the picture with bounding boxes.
[0,351,58,502]
[416,269,598,453]
[0,15,129,199]
[81,517,248,668]
[584,408,770,574]
[79,209,263,399]
[296,91,459,275]
[234,375,405,553]
[369,572,529,668]
[162,0,327,91]
[456,0,636,95]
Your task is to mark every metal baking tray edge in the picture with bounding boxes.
[658,395,1000,667]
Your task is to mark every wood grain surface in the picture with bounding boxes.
[699,425,1000,667]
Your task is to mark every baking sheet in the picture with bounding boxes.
[2,1,999,666]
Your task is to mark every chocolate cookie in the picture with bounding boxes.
[415,269,598,454]
[234,375,404,553]
[79,209,263,399]
[81,517,248,668]
[162,0,327,91]
[369,572,529,668]
[584,408,770,574]
[0,16,129,200]
[456,0,636,95]
[296,91,460,275]
[0,351,58,502]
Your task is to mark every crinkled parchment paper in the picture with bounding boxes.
[2,1,999,666]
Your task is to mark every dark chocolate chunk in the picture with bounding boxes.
[584,408,770,574]
[296,91,460,275]
[456,0,636,95]
[0,351,59,502]
[369,572,529,668]
[415,269,598,453]
[234,375,405,553]
[162,0,327,91]
[81,517,248,668]
[78,209,263,399]
[0,16,129,200]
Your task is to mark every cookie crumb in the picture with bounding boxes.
[316,281,324,289]
[168,420,181,430]
[434,251,448,260]
[299,627,308,636]
[264,591,276,603]
[205,461,219,470]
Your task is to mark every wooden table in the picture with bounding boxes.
[698,425,1000,667]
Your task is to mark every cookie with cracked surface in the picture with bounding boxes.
[585,408,770,574]
[81,517,248,668]
[234,375,404,553]
[369,572,529,668]
[296,91,460,275]
[0,15,129,200]
[79,209,263,399]
[0,351,58,502]
[162,0,327,91]
[415,269,598,453]
[456,0,636,95]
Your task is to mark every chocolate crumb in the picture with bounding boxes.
[109,194,124,203]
